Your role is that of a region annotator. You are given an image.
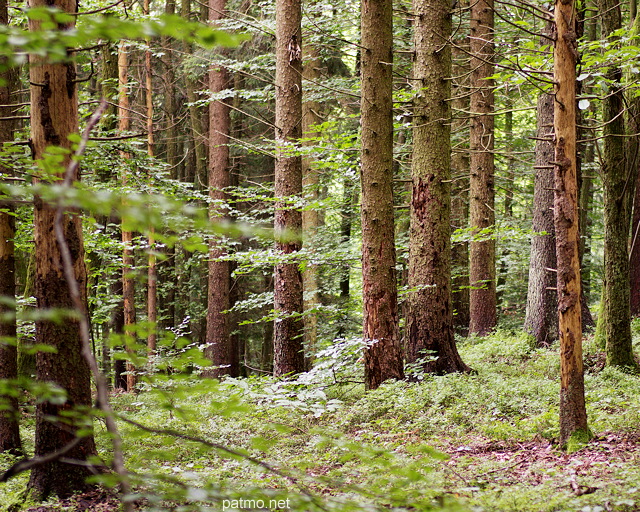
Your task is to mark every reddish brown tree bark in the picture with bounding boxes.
[28,0,98,496]
[360,0,404,388]
[553,0,590,446]
[468,0,497,335]
[206,0,236,377]
[273,0,305,376]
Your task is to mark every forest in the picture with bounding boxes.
[1,0,640,508]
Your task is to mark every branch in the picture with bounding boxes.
[0,437,83,482]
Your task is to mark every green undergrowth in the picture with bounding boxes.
[4,328,640,511]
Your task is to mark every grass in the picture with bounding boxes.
[3,327,640,511]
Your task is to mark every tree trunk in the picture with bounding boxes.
[524,93,558,347]
[450,22,470,335]
[118,42,137,392]
[599,0,636,369]
[273,0,305,376]
[301,39,323,365]
[468,0,496,335]
[28,0,98,496]
[553,0,590,446]
[0,0,22,456]
[406,0,470,375]
[206,0,234,377]
[360,0,404,389]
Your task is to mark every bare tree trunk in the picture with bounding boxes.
[301,39,323,365]
[406,0,470,375]
[468,0,496,335]
[273,0,305,376]
[119,42,137,392]
[206,0,234,377]
[360,0,404,389]
[28,0,98,495]
[553,0,590,446]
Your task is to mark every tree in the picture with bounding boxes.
[360,0,404,389]
[524,92,558,347]
[406,0,470,374]
[118,41,137,392]
[0,0,21,456]
[553,0,590,446]
[28,0,98,496]
[468,0,496,336]
[206,0,235,377]
[273,0,305,376]
[598,0,637,369]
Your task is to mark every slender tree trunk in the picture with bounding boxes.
[206,0,234,377]
[468,0,496,335]
[143,0,158,354]
[451,25,470,334]
[28,0,98,495]
[407,0,470,374]
[119,42,137,392]
[524,92,558,347]
[599,0,636,369]
[0,0,21,456]
[273,0,305,376]
[302,40,323,364]
[360,0,404,388]
[553,0,590,446]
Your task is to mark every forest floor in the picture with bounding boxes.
[4,325,640,511]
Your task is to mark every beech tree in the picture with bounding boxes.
[28,0,98,496]
[406,0,470,374]
[360,0,404,388]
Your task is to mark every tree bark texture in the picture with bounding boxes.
[469,0,497,335]
[28,0,98,496]
[406,0,470,374]
[273,0,305,376]
[599,0,636,369]
[360,0,404,389]
[0,0,22,455]
[118,43,137,392]
[206,0,235,377]
[450,20,470,335]
[524,93,558,347]
[301,40,323,364]
[553,0,589,446]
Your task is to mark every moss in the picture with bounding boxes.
[565,427,594,453]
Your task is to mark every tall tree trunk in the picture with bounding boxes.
[301,41,323,365]
[360,0,404,389]
[468,0,496,335]
[553,0,590,446]
[206,0,234,377]
[524,92,558,347]
[273,0,305,376]
[406,0,470,374]
[0,0,21,456]
[451,24,470,334]
[144,0,158,354]
[28,0,98,496]
[599,0,636,369]
[119,42,137,392]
